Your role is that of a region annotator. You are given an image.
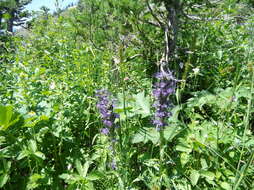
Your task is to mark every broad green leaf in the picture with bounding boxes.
[116,91,151,119]
[0,174,9,188]
[75,160,83,176]
[3,160,11,172]
[132,132,148,144]
[86,181,94,189]
[0,105,13,130]
[29,140,37,153]
[132,127,160,144]
[220,182,232,190]
[82,161,90,177]
[200,171,215,181]
[180,153,189,166]
[176,138,192,153]
[147,128,160,144]
[200,159,208,169]
[132,91,151,118]
[75,160,90,178]
[163,124,181,142]
[190,170,200,186]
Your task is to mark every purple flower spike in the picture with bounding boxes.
[152,70,177,130]
[101,128,110,135]
[103,120,113,127]
[96,89,118,135]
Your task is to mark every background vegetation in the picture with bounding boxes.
[0,0,253,189]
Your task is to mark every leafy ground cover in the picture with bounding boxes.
[0,0,254,189]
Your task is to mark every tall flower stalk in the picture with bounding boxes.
[96,89,119,135]
[152,69,177,183]
[152,70,176,131]
[96,89,119,170]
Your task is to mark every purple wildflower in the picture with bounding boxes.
[96,89,119,135]
[152,71,177,130]
[101,128,110,135]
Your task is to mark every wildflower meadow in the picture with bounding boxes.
[0,0,254,189]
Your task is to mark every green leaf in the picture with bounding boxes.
[220,182,232,190]
[0,105,19,130]
[34,152,46,160]
[115,91,151,119]
[86,171,104,181]
[75,160,90,178]
[75,160,83,176]
[3,160,11,172]
[200,159,208,169]
[132,91,151,118]
[59,173,74,184]
[132,132,147,144]
[200,171,215,181]
[82,161,90,177]
[132,127,160,144]
[147,128,160,144]
[29,140,37,153]
[59,173,71,180]
[190,170,200,186]
[17,150,30,160]
[163,123,181,142]
[180,153,189,166]
[176,138,192,153]
[27,173,44,190]
[0,174,9,188]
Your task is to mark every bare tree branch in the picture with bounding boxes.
[146,0,164,29]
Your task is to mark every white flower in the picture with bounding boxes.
[193,67,200,75]
[50,82,56,90]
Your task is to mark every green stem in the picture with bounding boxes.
[159,129,166,188]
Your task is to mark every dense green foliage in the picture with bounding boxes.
[0,0,254,189]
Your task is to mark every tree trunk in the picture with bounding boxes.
[164,0,181,61]
[0,12,2,30]
[7,9,15,32]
